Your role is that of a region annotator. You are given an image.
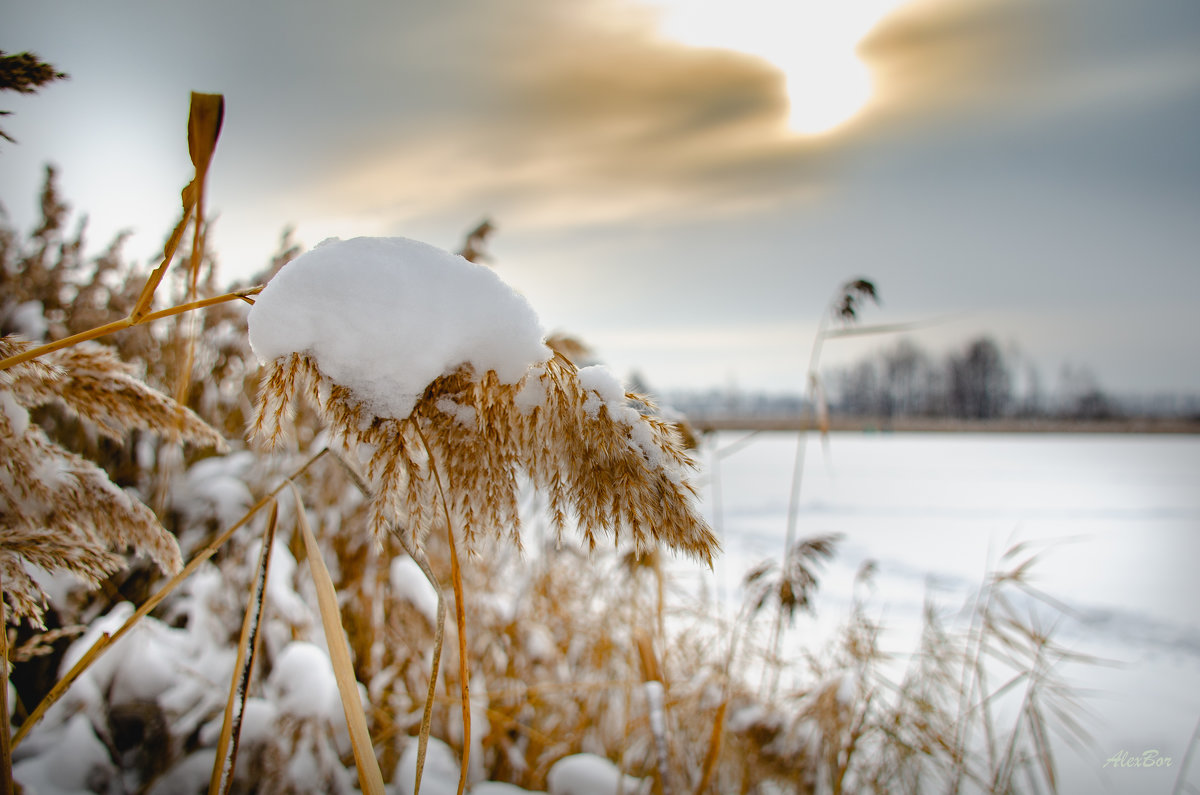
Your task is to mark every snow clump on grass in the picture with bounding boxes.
[247,236,550,421]
[248,235,717,563]
[546,753,651,795]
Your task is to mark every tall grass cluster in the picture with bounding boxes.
[0,94,1110,794]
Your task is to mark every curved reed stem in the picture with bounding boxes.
[209,499,279,795]
[392,535,448,795]
[0,568,12,795]
[412,420,472,795]
[0,286,262,372]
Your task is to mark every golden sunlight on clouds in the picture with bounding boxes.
[643,0,912,135]
[280,0,996,239]
[305,5,833,234]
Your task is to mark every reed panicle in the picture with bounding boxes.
[0,335,222,625]
[250,350,717,565]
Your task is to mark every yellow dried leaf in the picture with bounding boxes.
[292,485,387,795]
[187,92,224,177]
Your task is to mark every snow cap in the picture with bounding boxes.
[248,236,551,420]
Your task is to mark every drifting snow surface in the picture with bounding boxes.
[247,236,550,420]
[688,431,1200,795]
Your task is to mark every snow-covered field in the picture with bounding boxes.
[680,430,1200,794]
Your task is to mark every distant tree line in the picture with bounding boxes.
[829,336,1119,420]
[660,334,1190,423]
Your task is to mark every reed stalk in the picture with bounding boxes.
[0,286,262,373]
[413,421,472,795]
[209,500,279,795]
[0,569,11,795]
[395,540,447,795]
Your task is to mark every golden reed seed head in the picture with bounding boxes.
[251,352,718,564]
[1,336,223,625]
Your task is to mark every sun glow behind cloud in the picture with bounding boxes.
[645,0,910,135]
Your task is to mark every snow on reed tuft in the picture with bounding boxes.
[390,555,439,624]
[266,641,340,720]
[577,364,675,478]
[546,753,651,795]
[395,736,460,795]
[248,236,550,420]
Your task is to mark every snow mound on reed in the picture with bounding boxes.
[248,236,550,420]
[546,753,651,795]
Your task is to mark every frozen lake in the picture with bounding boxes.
[680,431,1200,793]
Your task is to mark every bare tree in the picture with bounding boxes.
[881,338,935,417]
[947,337,1011,419]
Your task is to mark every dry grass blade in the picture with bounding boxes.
[209,499,279,795]
[130,200,193,321]
[1026,701,1057,793]
[444,504,471,795]
[131,93,221,322]
[0,91,243,377]
[186,91,224,187]
[636,632,672,795]
[130,92,222,317]
[291,484,386,795]
[695,700,726,795]
[174,93,224,436]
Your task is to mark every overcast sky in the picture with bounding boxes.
[3,0,1199,396]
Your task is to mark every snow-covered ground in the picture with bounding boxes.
[679,430,1200,794]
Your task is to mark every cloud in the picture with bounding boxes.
[290,0,852,233]
[858,0,1052,118]
[859,0,1200,148]
[302,0,1200,240]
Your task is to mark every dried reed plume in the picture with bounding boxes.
[0,336,224,625]
[1,50,68,144]
[251,351,717,564]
